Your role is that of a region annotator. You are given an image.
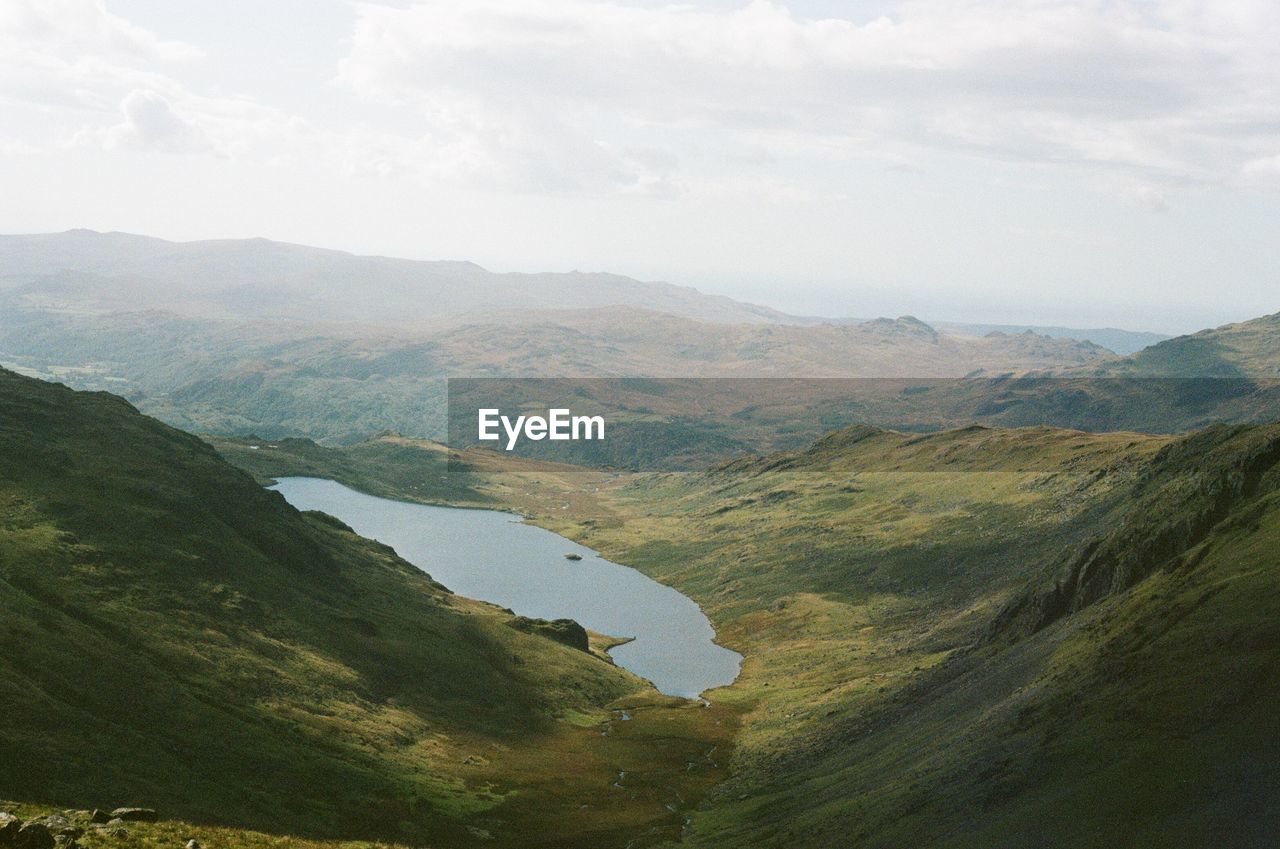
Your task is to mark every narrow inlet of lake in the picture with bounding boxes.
[270,477,742,699]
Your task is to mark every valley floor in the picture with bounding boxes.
[213,426,1280,847]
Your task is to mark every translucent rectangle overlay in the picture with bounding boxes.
[446,377,1280,472]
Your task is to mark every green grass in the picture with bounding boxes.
[571,425,1280,848]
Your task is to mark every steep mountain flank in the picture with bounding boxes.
[692,426,1280,847]
[996,424,1280,636]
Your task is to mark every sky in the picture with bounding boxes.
[2,0,1280,333]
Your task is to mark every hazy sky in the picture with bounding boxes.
[3,0,1280,333]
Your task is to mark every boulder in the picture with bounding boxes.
[108,809,156,823]
[86,813,109,826]
[0,813,23,846]
[15,822,54,849]
[36,817,80,838]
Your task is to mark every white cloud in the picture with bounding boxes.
[100,89,212,153]
[0,0,315,161]
[1105,178,1172,212]
[1241,154,1280,188]
[5,0,1280,209]
[0,0,201,117]
[334,0,1280,199]
[0,0,200,62]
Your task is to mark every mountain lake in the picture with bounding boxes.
[270,476,743,699]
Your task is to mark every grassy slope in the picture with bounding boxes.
[562,426,1280,848]
[246,426,1280,846]
[1083,311,1280,377]
[0,370,734,849]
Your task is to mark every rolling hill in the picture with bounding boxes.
[0,230,793,326]
[0,303,1115,445]
[934,321,1169,355]
[1076,311,1280,378]
[28,229,1268,452]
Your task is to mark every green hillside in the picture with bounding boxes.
[620,426,1278,847]
[390,423,1280,847]
[0,369,732,849]
[1083,311,1280,377]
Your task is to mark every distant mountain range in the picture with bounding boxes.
[0,230,1130,443]
[0,229,793,326]
[1,230,1166,354]
[932,321,1170,355]
[1,230,1275,447]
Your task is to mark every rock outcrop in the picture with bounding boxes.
[0,809,155,849]
[508,616,591,652]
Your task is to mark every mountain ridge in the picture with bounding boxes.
[0,229,795,326]
[0,231,1172,354]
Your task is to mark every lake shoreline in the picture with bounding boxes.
[270,476,743,699]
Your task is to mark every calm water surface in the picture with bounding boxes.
[270,477,742,699]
